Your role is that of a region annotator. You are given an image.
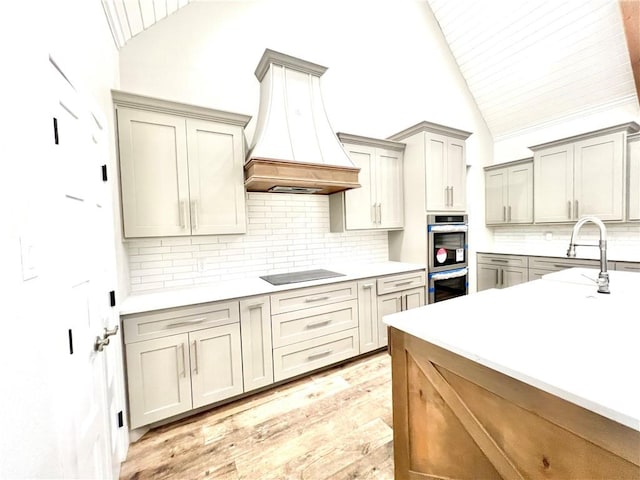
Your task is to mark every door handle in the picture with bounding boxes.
[508,205,512,222]
[191,200,198,230]
[192,340,198,375]
[94,325,119,352]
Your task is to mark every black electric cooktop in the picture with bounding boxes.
[260,269,345,286]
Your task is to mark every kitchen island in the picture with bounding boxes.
[384,268,640,479]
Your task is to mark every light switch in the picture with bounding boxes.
[19,235,38,281]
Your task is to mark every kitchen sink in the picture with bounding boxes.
[260,269,345,286]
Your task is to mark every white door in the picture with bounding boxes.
[52,59,114,479]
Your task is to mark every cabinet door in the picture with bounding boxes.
[377,293,402,347]
[344,144,377,229]
[629,139,640,221]
[425,133,448,211]
[573,132,624,221]
[125,334,191,429]
[240,296,273,392]
[477,264,500,292]
[357,280,379,353]
[502,267,528,288]
[117,108,190,238]
[186,119,247,234]
[447,138,467,211]
[403,287,426,310]
[485,168,507,224]
[534,144,574,222]
[507,163,533,223]
[377,148,404,229]
[190,324,243,409]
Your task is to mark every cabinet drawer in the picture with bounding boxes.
[528,256,605,271]
[615,261,640,272]
[477,254,528,268]
[123,300,239,344]
[270,281,357,315]
[273,328,360,382]
[376,270,426,295]
[271,300,358,348]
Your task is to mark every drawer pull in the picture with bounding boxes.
[307,349,333,360]
[395,281,413,286]
[362,283,374,289]
[490,259,508,264]
[305,296,330,303]
[247,303,263,309]
[306,319,331,329]
[167,317,208,328]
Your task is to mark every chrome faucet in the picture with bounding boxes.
[567,216,610,294]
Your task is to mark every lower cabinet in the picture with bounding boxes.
[615,261,640,272]
[125,322,243,429]
[357,280,379,354]
[527,256,612,281]
[375,271,426,346]
[477,254,528,291]
[270,281,360,382]
[239,296,273,392]
[122,270,429,429]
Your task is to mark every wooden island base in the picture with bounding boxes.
[389,327,640,479]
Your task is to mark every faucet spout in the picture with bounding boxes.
[567,216,609,294]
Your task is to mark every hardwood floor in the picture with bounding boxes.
[119,351,394,480]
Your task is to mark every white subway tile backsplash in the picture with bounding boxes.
[126,192,389,291]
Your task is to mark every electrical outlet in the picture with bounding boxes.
[197,258,206,273]
[544,232,553,241]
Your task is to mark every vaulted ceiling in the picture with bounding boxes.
[426,0,639,139]
[103,0,639,140]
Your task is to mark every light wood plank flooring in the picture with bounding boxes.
[119,351,394,480]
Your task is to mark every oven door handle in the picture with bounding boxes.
[428,224,468,233]
[429,268,468,281]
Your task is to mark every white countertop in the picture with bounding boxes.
[120,261,426,315]
[384,267,640,431]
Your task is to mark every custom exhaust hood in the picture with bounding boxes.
[244,49,360,195]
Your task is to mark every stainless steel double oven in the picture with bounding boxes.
[427,214,468,303]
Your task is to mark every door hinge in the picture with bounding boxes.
[101,164,108,182]
[53,117,59,145]
[117,411,124,428]
[68,328,74,355]
[109,290,116,307]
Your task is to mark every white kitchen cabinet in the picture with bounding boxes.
[189,324,243,409]
[615,261,640,272]
[485,159,533,225]
[239,296,273,392]
[123,299,242,428]
[531,124,639,223]
[125,333,192,428]
[113,91,250,238]
[357,280,378,354]
[527,256,613,281]
[270,282,360,382]
[329,133,405,231]
[375,270,426,346]
[476,254,528,292]
[628,133,640,221]
[389,122,471,213]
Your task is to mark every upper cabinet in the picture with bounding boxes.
[531,123,639,223]
[329,133,405,231]
[113,91,251,238]
[485,159,533,225]
[389,121,471,213]
[628,133,640,221]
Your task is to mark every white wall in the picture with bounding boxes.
[118,0,495,292]
[0,1,121,477]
